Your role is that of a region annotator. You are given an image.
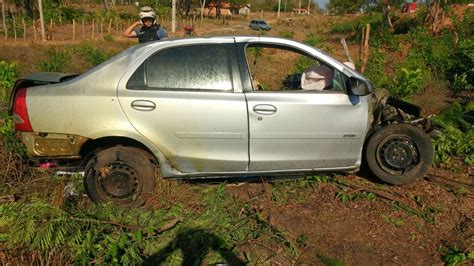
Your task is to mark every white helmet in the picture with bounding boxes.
[139,6,156,23]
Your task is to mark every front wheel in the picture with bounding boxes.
[365,124,434,185]
[84,146,156,207]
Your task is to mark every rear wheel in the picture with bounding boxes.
[365,124,434,185]
[84,146,156,207]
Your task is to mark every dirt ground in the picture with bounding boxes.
[1,8,473,265]
[225,169,474,265]
[145,162,474,264]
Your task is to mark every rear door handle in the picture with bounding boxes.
[131,100,156,111]
[253,104,277,115]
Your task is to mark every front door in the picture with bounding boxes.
[243,44,368,171]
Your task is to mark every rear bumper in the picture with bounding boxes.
[20,132,88,158]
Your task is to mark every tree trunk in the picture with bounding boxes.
[38,0,46,41]
[277,0,281,18]
[361,24,370,73]
[1,0,6,40]
[200,0,206,26]
[172,0,176,33]
[432,0,440,33]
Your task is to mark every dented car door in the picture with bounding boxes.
[237,42,369,171]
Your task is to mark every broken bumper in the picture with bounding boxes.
[20,132,88,158]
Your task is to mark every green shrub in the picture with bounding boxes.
[439,245,474,265]
[452,39,474,87]
[0,184,300,264]
[434,101,473,132]
[303,33,324,47]
[407,27,458,80]
[364,48,390,89]
[452,73,473,93]
[279,30,294,39]
[331,13,383,35]
[0,112,27,156]
[59,7,86,23]
[38,48,71,72]
[393,16,419,35]
[103,34,114,42]
[0,61,19,103]
[77,43,116,66]
[292,56,316,74]
[432,102,474,165]
[390,67,423,100]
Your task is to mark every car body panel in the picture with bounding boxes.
[246,92,369,170]
[118,90,250,173]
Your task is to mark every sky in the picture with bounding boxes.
[316,0,329,10]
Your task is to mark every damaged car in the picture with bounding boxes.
[9,36,434,207]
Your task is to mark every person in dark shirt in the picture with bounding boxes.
[123,6,168,43]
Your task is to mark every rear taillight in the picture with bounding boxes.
[12,87,33,132]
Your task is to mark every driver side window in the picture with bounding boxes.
[245,45,345,93]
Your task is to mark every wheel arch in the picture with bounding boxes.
[80,131,181,177]
[80,136,156,161]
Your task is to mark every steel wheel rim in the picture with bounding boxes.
[376,134,420,175]
[98,163,142,200]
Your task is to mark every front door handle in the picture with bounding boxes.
[131,100,156,111]
[253,104,277,115]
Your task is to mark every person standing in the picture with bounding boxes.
[123,6,168,43]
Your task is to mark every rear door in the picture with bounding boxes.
[118,43,249,173]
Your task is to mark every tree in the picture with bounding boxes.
[12,0,35,17]
[327,0,364,15]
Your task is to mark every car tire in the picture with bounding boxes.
[365,124,433,185]
[84,146,156,207]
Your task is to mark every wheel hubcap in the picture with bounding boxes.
[376,135,419,175]
[99,164,139,199]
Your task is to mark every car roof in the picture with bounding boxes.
[126,36,368,81]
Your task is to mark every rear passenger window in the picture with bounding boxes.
[127,44,233,91]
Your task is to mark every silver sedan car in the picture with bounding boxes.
[9,36,434,207]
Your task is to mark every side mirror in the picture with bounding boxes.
[349,77,371,96]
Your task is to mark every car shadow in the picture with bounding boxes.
[142,227,245,265]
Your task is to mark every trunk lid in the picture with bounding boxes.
[8,72,79,115]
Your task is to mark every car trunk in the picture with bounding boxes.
[8,72,79,115]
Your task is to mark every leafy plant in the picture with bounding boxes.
[382,215,405,227]
[291,55,317,74]
[439,245,474,265]
[38,48,71,72]
[0,112,27,157]
[103,34,114,42]
[0,60,19,103]
[452,73,473,93]
[336,190,376,204]
[434,101,473,132]
[304,33,324,47]
[279,30,294,39]
[432,101,474,166]
[390,67,423,100]
[364,48,390,89]
[76,43,116,67]
[0,199,183,264]
[391,202,436,224]
[335,191,355,203]
[330,13,383,36]
[432,126,473,166]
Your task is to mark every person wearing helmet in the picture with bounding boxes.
[123,6,168,43]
